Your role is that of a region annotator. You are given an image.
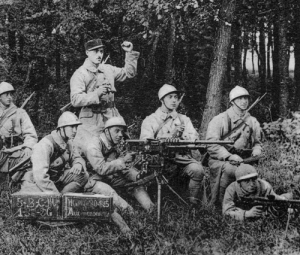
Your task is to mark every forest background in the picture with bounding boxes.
[0,0,300,254]
[1,0,299,138]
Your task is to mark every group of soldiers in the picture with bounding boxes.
[0,39,290,234]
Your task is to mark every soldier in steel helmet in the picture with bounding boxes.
[140,84,205,206]
[206,86,263,206]
[19,111,88,193]
[74,117,154,214]
[0,82,37,186]
[223,164,292,220]
[70,38,140,136]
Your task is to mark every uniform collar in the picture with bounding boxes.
[156,107,178,121]
[83,58,103,73]
[0,102,16,111]
[51,130,68,151]
[227,106,250,123]
[99,132,113,150]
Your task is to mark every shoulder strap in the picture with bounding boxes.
[0,106,18,130]
[44,134,65,157]
[154,116,172,139]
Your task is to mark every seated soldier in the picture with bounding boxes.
[19,111,88,194]
[20,113,132,235]
[0,82,37,186]
[223,164,292,220]
[74,117,154,213]
[206,86,263,206]
[140,84,204,206]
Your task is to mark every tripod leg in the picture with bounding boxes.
[161,175,188,206]
[156,176,162,223]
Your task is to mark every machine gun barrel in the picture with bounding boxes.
[125,139,234,145]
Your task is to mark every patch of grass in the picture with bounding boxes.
[1,140,300,254]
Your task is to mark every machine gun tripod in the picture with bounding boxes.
[124,138,234,222]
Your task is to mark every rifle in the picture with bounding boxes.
[21,92,35,109]
[234,195,300,218]
[222,92,267,140]
[9,156,31,182]
[60,55,110,112]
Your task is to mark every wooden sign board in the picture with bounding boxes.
[62,193,113,221]
[11,192,62,220]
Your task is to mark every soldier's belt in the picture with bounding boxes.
[90,101,115,113]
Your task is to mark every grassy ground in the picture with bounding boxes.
[1,140,300,255]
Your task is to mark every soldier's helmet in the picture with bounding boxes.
[57,111,82,129]
[235,164,258,182]
[104,117,127,130]
[229,86,249,102]
[158,84,181,100]
[0,82,15,95]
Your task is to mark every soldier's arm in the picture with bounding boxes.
[20,109,38,149]
[181,116,199,140]
[31,139,59,193]
[223,185,246,220]
[206,116,232,160]
[139,117,155,140]
[70,70,100,107]
[110,51,140,82]
[85,142,127,176]
[251,118,263,153]
[69,141,86,171]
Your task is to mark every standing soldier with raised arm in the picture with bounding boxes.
[206,86,263,207]
[140,84,205,206]
[70,39,140,136]
[0,82,37,188]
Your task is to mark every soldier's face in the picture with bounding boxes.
[162,93,179,111]
[86,47,104,65]
[240,177,258,194]
[106,126,124,144]
[0,92,13,107]
[233,96,249,111]
[63,125,78,140]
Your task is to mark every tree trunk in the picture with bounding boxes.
[233,18,242,85]
[165,13,176,84]
[272,18,280,115]
[199,0,236,139]
[267,22,272,79]
[259,18,266,93]
[294,2,300,110]
[278,0,289,118]
[242,30,248,83]
[55,36,61,86]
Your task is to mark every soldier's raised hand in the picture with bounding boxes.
[121,41,133,52]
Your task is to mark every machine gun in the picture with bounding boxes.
[124,138,234,222]
[234,195,300,218]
